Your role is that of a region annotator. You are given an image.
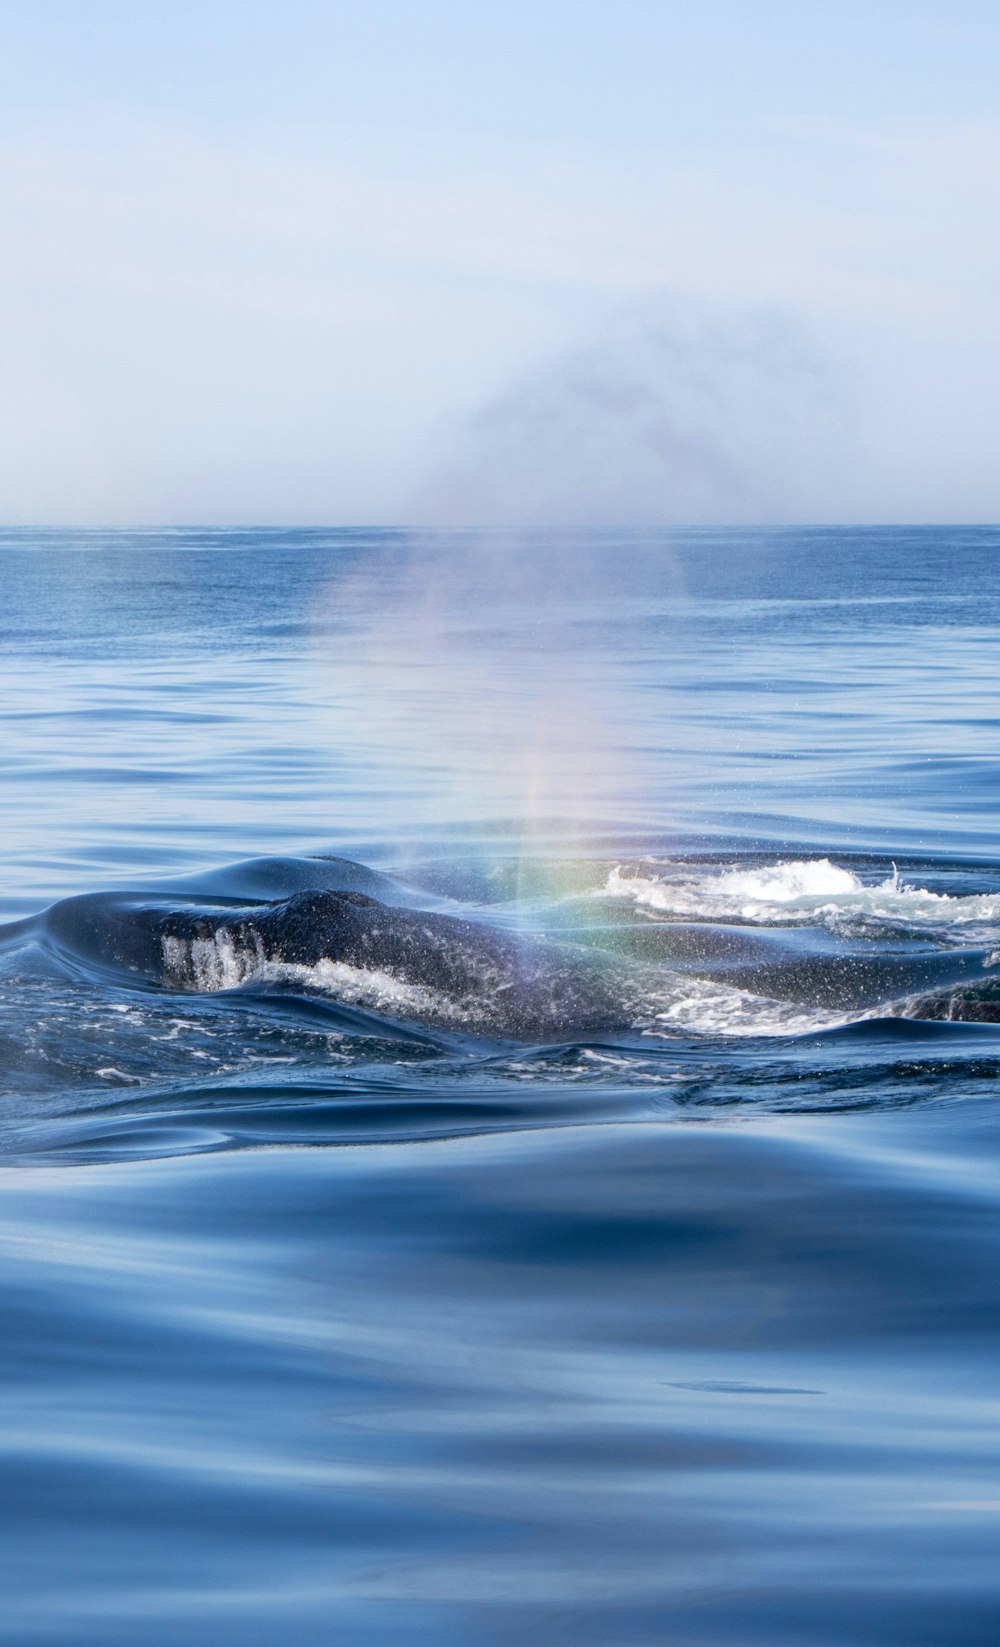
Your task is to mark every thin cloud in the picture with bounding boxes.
[415,294,859,526]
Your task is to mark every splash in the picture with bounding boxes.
[606,858,1000,935]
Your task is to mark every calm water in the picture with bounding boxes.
[1,526,999,1645]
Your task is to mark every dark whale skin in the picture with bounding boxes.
[33,887,1000,1034]
[903,985,1000,1024]
[43,888,632,1038]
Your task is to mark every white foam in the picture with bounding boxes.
[714,859,860,903]
[257,959,467,1023]
[605,859,1000,936]
[633,973,855,1039]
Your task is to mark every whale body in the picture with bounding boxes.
[43,888,632,1038]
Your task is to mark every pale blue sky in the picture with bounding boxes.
[2,1,998,522]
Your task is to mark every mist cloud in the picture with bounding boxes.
[416,294,859,527]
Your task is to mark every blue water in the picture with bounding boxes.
[1,526,999,1644]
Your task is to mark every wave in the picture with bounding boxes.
[604,857,1000,937]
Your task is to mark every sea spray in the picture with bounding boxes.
[309,529,686,894]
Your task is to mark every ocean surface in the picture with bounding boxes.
[1,525,999,1645]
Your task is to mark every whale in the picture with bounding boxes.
[40,888,633,1038]
[34,879,1000,1037]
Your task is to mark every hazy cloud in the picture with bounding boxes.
[416,295,859,526]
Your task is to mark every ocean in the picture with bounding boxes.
[1,525,998,1645]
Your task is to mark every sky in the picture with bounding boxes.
[1,0,999,524]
